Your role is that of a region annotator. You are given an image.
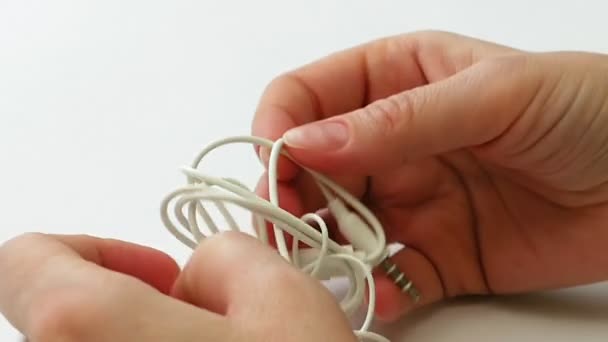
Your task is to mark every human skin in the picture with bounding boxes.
[252,30,608,321]
[0,232,358,341]
[1,30,608,340]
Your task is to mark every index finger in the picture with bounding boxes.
[252,30,515,178]
[0,233,189,338]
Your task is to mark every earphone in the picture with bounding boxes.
[160,135,420,342]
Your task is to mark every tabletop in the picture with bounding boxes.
[1,1,607,340]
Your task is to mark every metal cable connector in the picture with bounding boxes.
[379,258,421,303]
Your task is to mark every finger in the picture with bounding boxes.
[171,231,330,314]
[171,231,356,340]
[254,170,364,248]
[253,30,514,178]
[254,172,304,249]
[366,157,446,208]
[53,234,181,294]
[365,164,447,321]
[0,233,226,341]
[282,54,542,173]
[372,177,492,321]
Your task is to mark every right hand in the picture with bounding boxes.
[252,30,608,321]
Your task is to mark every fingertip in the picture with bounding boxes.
[253,105,303,181]
[366,247,445,322]
[258,146,300,181]
[372,275,412,322]
[98,240,181,295]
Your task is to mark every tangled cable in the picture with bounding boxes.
[160,135,399,341]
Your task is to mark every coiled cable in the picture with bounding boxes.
[161,135,403,341]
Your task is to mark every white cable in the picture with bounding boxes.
[268,138,290,261]
[160,135,392,341]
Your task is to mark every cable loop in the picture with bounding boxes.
[161,136,394,341]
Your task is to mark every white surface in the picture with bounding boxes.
[1,1,607,340]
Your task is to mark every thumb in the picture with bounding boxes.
[170,231,356,340]
[282,55,543,173]
[170,231,317,314]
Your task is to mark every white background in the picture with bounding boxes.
[1,1,608,341]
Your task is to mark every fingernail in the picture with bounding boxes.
[283,121,348,150]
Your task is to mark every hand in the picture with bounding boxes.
[252,30,608,321]
[0,232,357,341]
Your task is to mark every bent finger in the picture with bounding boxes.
[52,234,181,294]
[283,54,541,173]
[171,231,357,340]
[253,30,515,178]
[0,233,225,340]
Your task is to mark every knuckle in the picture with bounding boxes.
[29,289,106,341]
[202,232,300,280]
[0,233,44,260]
[1,232,43,249]
[358,94,414,135]
[256,71,318,129]
[397,29,456,50]
[263,263,307,292]
[192,231,253,267]
[0,234,38,282]
[265,73,289,93]
[478,54,531,76]
[206,230,251,252]
[264,72,303,98]
[404,29,454,42]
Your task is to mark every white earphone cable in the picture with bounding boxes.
[161,135,395,342]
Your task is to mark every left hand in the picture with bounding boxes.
[0,231,357,341]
